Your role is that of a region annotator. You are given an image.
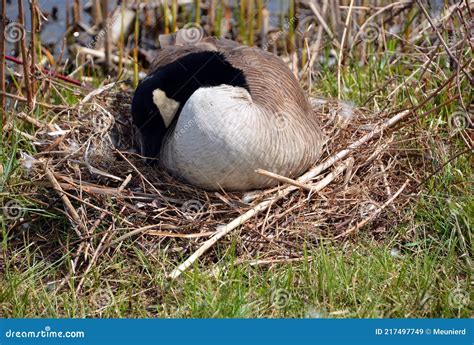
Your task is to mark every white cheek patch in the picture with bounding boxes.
[152,89,180,128]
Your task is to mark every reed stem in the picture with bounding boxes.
[163,0,169,34]
[29,0,38,95]
[239,0,246,43]
[73,0,82,26]
[18,0,33,110]
[289,0,295,53]
[256,0,263,32]
[171,0,177,32]
[0,0,6,117]
[248,0,255,46]
[118,0,125,76]
[101,0,111,75]
[214,1,223,37]
[195,0,200,24]
[133,3,139,88]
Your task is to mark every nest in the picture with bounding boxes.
[21,85,416,280]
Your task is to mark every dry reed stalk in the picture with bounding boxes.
[330,0,342,40]
[53,179,128,197]
[53,188,134,226]
[163,0,170,34]
[29,0,38,96]
[239,0,246,43]
[304,0,329,89]
[255,169,316,191]
[260,5,269,49]
[54,241,88,293]
[414,148,473,190]
[288,0,295,52]
[0,91,63,109]
[101,0,111,75]
[416,0,473,84]
[171,0,177,32]
[17,0,33,110]
[168,105,416,279]
[168,159,353,279]
[353,1,412,44]
[305,0,338,47]
[195,0,201,24]
[337,0,354,99]
[73,0,82,26]
[76,46,134,67]
[17,111,45,127]
[223,4,233,37]
[133,3,139,88]
[65,0,70,29]
[147,230,216,238]
[117,0,126,76]
[334,179,409,239]
[92,0,103,25]
[143,3,152,29]
[208,0,216,29]
[256,0,263,32]
[76,220,111,294]
[0,0,6,117]
[248,0,255,46]
[107,224,208,248]
[44,165,89,238]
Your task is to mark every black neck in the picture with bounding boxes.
[131,51,248,158]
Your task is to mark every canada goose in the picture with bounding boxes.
[132,29,325,191]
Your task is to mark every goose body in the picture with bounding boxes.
[132,30,325,191]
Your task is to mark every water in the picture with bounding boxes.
[5,0,93,56]
[4,0,290,57]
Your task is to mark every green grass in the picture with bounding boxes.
[0,234,471,317]
[1,66,471,318]
[0,10,472,318]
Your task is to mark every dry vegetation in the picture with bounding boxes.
[0,0,472,317]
